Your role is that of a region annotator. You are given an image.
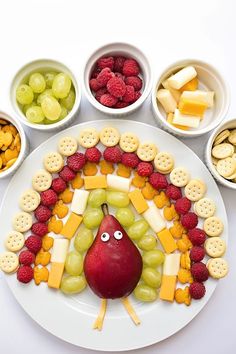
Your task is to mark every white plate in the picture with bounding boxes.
[0,119,228,351]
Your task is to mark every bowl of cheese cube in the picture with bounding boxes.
[152,59,229,137]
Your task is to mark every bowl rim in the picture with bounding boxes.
[206,118,236,190]
[83,41,152,114]
[0,110,28,179]
[10,58,82,131]
[151,58,230,137]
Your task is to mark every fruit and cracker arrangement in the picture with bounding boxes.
[0,125,229,331]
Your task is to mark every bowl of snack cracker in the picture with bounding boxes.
[205,118,236,189]
[83,42,152,116]
[10,59,81,132]
[0,111,28,179]
[152,59,229,137]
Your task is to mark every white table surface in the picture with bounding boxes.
[0,0,236,353]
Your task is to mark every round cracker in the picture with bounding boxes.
[205,237,226,258]
[216,157,236,178]
[170,167,190,187]
[154,152,174,173]
[19,189,40,212]
[100,127,120,147]
[58,136,78,156]
[12,212,32,233]
[203,216,223,237]
[78,128,99,148]
[213,129,230,146]
[207,258,228,279]
[32,169,52,192]
[44,152,64,173]
[0,252,19,273]
[137,142,158,162]
[119,132,139,152]
[212,143,234,159]
[194,197,216,218]
[228,129,236,145]
[184,179,206,201]
[5,231,25,252]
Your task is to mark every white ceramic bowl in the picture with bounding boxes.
[205,118,236,190]
[152,59,230,137]
[83,42,152,116]
[0,111,29,179]
[10,59,81,132]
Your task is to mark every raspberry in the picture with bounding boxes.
[100,93,118,107]
[121,153,140,168]
[19,250,35,265]
[25,235,42,254]
[123,59,140,76]
[97,56,114,70]
[114,72,125,80]
[191,262,209,282]
[114,56,126,72]
[17,265,34,283]
[181,212,198,230]
[91,66,101,78]
[67,152,86,172]
[134,91,142,102]
[51,177,67,194]
[149,172,168,190]
[188,228,206,246]
[34,205,51,223]
[85,147,101,163]
[137,162,154,177]
[175,197,191,215]
[125,76,142,91]
[189,282,206,300]
[103,146,122,163]
[95,88,107,102]
[89,78,101,92]
[166,184,182,200]
[97,68,114,87]
[31,222,48,237]
[114,101,129,108]
[40,189,58,207]
[122,85,135,103]
[59,165,76,181]
[190,246,205,262]
[107,77,126,98]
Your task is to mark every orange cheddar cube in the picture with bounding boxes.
[178,99,207,118]
[159,275,177,302]
[60,213,83,240]
[157,228,177,254]
[47,262,65,289]
[84,175,107,189]
[128,189,149,214]
[179,77,198,92]
[167,113,189,131]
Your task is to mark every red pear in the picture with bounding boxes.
[84,204,143,299]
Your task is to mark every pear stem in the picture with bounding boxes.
[101,203,109,216]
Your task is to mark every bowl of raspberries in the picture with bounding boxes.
[84,42,152,115]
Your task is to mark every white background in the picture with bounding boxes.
[0,0,236,353]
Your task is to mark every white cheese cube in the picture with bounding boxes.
[156,89,177,113]
[142,205,166,233]
[163,254,181,276]
[173,109,200,128]
[51,239,69,263]
[167,66,197,89]
[71,189,89,215]
[181,90,214,107]
[162,79,181,103]
[107,174,131,192]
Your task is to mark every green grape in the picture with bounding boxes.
[59,105,68,120]
[134,284,157,302]
[83,208,104,229]
[26,106,45,123]
[107,191,129,208]
[65,251,83,276]
[16,84,34,105]
[74,228,94,252]
[44,118,58,125]
[44,71,57,88]
[23,101,37,114]
[29,73,46,93]
[60,275,87,295]
[52,72,71,99]
[116,208,135,227]
[88,189,106,208]
[60,89,75,110]
[141,267,162,288]
[41,96,61,121]
[37,89,54,105]
[137,234,157,251]
[142,249,165,268]
[128,219,149,240]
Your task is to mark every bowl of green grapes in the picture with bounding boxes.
[11,59,81,131]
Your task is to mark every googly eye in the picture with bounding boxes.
[114,230,123,240]
[101,232,110,242]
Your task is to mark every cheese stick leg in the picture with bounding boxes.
[93,299,107,331]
